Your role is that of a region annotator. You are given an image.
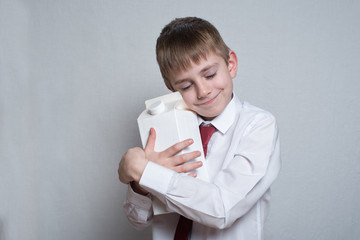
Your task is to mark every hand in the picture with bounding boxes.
[144,128,203,176]
[118,147,148,184]
[118,128,202,185]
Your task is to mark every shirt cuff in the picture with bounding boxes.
[139,161,175,195]
[127,183,152,209]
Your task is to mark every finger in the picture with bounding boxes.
[118,166,131,184]
[172,151,201,166]
[163,138,194,157]
[187,172,197,178]
[144,128,156,153]
[118,158,129,183]
[175,161,203,174]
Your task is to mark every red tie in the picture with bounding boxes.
[199,125,216,158]
[174,125,216,240]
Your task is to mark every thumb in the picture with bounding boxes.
[144,128,156,153]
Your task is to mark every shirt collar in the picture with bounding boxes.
[198,92,237,134]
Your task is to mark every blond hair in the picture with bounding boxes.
[156,17,230,89]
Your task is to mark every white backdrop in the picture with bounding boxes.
[1,0,359,240]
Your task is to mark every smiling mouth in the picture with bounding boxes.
[198,92,220,106]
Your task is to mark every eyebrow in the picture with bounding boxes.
[174,79,190,86]
[200,63,219,74]
[174,63,219,86]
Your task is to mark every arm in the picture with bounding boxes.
[123,183,153,230]
[118,128,201,185]
[118,148,152,229]
[139,114,281,229]
[118,128,203,228]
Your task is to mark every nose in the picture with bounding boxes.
[196,80,211,99]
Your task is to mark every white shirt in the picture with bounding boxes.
[123,94,281,240]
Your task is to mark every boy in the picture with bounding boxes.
[118,17,281,240]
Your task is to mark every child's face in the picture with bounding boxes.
[169,51,237,121]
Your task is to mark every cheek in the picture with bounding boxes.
[180,92,195,106]
[216,73,233,89]
[226,79,233,90]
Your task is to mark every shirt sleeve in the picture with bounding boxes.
[139,113,281,229]
[123,184,153,230]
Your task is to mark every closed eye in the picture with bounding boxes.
[205,72,216,79]
[181,83,192,91]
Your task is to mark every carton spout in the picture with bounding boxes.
[147,100,165,115]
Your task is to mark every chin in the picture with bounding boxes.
[193,105,224,121]
[200,111,220,121]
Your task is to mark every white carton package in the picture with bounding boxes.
[137,91,209,215]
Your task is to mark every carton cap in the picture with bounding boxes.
[148,100,165,115]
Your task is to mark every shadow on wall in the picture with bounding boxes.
[0,219,4,240]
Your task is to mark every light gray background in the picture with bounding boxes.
[1,0,359,240]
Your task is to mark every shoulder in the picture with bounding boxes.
[243,102,275,120]
[232,101,280,152]
[230,100,278,141]
[235,98,276,124]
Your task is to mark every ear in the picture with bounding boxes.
[228,50,238,79]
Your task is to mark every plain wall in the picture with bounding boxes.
[1,0,359,239]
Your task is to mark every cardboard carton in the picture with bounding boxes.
[137,91,209,215]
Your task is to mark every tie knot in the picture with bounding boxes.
[199,125,216,145]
